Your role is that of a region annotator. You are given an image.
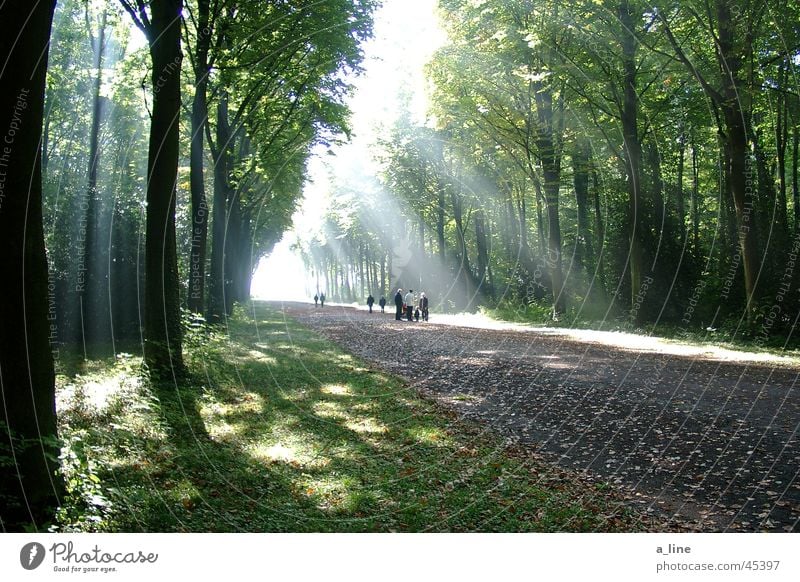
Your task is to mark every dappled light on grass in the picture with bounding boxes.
[321,383,352,396]
[240,349,278,365]
[56,355,145,417]
[54,354,175,531]
[252,443,299,464]
[59,378,125,412]
[306,400,390,445]
[312,400,349,421]
[53,303,655,532]
[405,426,451,447]
[346,417,390,435]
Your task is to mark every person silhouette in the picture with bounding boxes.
[394,288,403,320]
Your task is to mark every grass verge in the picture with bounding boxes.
[54,303,656,532]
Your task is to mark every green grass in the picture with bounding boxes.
[53,303,653,532]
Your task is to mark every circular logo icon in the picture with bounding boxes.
[20,542,46,570]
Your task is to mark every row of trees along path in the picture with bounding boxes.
[0,0,375,531]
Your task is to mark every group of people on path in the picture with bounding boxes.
[393,288,429,322]
[366,294,387,314]
[314,289,428,322]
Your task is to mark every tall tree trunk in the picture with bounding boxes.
[753,127,782,249]
[380,254,386,297]
[649,137,666,241]
[0,0,61,530]
[224,190,242,316]
[418,214,425,256]
[717,0,759,316]
[592,164,607,293]
[502,182,516,255]
[359,242,365,298]
[573,139,594,267]
[534,84,566,316]
[793,121,799,232]
[676,132,686,240]
[475,207,490,297]
[81,8,108,349]
[533,183,545,257]
[437,181,446,262]
[143,0,184,371]
[451,180,472,308]
[691,133,700,253]
[544,171,565,315]
[235,213,253,304]
[188,0,211,315]
[776,63,788,237]
[726,116,760,313]
[619,0,645,321]
[208,94,231,323]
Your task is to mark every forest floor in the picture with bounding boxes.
[282,300,800,532]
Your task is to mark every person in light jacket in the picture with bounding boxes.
[404,289,414,321]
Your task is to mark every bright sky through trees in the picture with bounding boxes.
[250,0,445,301]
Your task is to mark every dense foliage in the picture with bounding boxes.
[1,0,376,531]
[310,0,800,340]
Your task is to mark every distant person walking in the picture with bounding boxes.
[419,292,429,321]
[320,292,325,307]
[404,289,414,321]
[379,296,386,313]
[314,294,319,307]
[367,293,375,313]
[394,288,403,320]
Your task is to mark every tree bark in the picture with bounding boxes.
[592,164,607,293]
[208,94,231,322]
[619,0,645,321]
[793,121,799,231]
[0,0,61,530]
[143,0,184,371]
[475,207,491,297]
[691,133,700,253]
[188,0,211,315]
[716,0,759,315]
[573,139,594,267]
[677,132,686,240]
[81,8,108,348]
[533,83,566,316]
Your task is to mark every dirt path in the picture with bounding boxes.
[271,301,799,532]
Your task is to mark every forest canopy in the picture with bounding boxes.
[301,0,800,341]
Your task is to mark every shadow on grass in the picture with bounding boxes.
[59,303,651,532]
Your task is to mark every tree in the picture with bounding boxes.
[658,0,770,320]
[0,0,61,531]
[185,0,213,315]
[119,0,184,372]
